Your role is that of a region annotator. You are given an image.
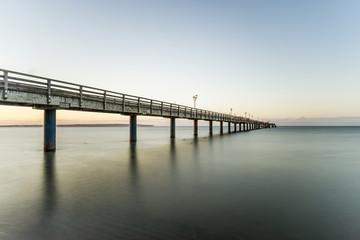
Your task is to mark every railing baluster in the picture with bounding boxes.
[3,71,8,99]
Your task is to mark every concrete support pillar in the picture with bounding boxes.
[220,121,223,134]
[246,123,249,131]
[170,117,175,138]
[239,123,242,132]
[44,109,56,152]
[194,119,198,137]
[130,115,137,142]
[228,122,231,133]
[209,120,213,135]
[234,123,237,132]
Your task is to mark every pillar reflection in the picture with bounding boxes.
[129,143,138,187]
[42,152,57,218]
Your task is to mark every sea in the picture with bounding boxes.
[0,126,360,240]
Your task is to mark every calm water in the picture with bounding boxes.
[1,126,360,240]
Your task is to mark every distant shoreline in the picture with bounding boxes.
[0,124,154,127]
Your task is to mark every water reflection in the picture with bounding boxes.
[42,152,57,218]
[169,139,177,179]
[128,143,138,187]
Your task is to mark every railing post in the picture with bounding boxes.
[3,71,8,99]
[150,100,153,114]
[47,79,51,104]
[185,107,187,118]
[138,97,140,112]
[161,102,163,115]
[122,94,126,111]
[103,91,107,110]
[178,105,180,117]
[79,86,83,108]
[170,103,172,116]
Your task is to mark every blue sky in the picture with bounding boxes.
[1,0,359,125]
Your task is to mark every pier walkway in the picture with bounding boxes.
[0,68,276,151]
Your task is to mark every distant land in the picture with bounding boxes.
[0,124,154,127]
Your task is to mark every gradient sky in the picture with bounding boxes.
[1,0,359,126]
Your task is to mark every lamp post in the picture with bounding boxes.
[193,95,198,108]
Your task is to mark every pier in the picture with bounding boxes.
[0,68,276,151]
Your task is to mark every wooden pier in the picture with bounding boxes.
[0,68,276,151]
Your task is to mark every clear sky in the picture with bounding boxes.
[1,0,359,126]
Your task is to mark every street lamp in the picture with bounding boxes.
[230,108,233,115]
[245,112,247,119]
[193,95,198,108]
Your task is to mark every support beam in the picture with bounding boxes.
[170,117,175,138]
[194,119,198,137]
[209,120,213,135]
[44,109,56,152]
[220,121,223,134]
[130,115,137,142]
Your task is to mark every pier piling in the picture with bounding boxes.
[130,115,137,142]
[170,117,175,138]
[44,109,56,152]
[194,119,198,137]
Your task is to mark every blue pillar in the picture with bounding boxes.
[130,115,137,142]
[209,120,213,135]
[194,119,198,137]
[44,109,56,152]
[220,121,223,134]
[170,117,175,138]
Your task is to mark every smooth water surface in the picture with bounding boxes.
[1,126,360,239]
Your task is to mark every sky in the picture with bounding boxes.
[0,0,359,126]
